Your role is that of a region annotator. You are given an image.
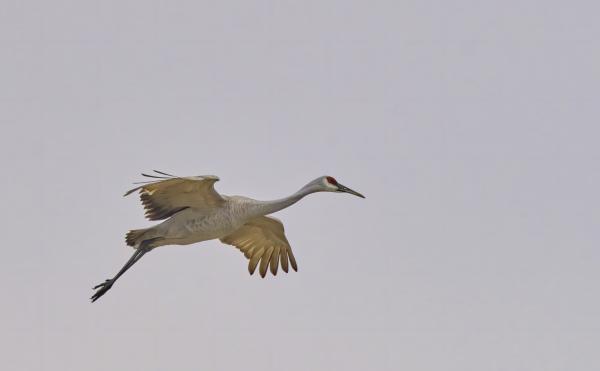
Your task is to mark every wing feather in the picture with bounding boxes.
[280,246,289,273]
[220,216,298,277]
[259,246,275,278]
[248,247,264,275]
[124,174,224,221]
[270,246,280,276]
[287,246,298,272]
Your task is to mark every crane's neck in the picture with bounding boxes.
[249,182,321,218]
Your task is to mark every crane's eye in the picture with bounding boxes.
[326,176,338,185]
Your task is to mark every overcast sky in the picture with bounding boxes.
[1,1,599,370]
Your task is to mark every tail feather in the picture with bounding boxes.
[125,229,147,247]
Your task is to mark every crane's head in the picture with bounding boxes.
[318,176,365,198]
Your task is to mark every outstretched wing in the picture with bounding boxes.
[220,216,298,278]
[124,171,224,221]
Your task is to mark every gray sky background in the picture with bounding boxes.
[1,1,599,370]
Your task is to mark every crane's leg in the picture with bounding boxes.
[90,239,156,303]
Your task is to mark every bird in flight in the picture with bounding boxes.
[91,170,365,302]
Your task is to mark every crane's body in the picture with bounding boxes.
[91,171,364,302]
[129,195,298,248]
[129,198,250,247]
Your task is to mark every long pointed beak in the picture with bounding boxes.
[337,183,366,198]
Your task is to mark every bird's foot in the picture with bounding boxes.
[91,279,114,303]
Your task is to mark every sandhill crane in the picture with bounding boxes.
[91,171,365,302]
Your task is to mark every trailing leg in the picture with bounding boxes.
[90,240,156,303]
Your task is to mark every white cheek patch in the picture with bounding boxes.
[323,179,338,190]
